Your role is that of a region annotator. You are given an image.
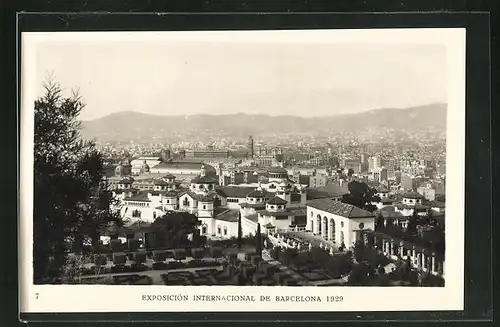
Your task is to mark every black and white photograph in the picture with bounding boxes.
[20,28,466,312]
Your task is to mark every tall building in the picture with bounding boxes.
[248,136,254,158]
[368,156,382,172]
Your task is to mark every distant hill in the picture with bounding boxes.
[81,103,447,142]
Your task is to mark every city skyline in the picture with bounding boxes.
[34,31,447,121]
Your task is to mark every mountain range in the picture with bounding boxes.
[80,103,447,142]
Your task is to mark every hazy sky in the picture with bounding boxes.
[34,33,447,121]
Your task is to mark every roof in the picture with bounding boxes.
[123,191,151,202]
[153,161,210,171]
[429,201,446,208]
[153,180,171,186]
[239,202,266,209]
[290,207,307,217]
[191,175,218,184]
[268,167,288,174]
[198,194,216,202]
[307,199,375,218]
[290,192,302,202]
[246,189,267,198]
[119,178,134,184]
[403,191,425,199]
[215,210,239,223]
[266,196,288,205]
[257,209,295,217]
[244,213,259,223]
[216,186,257,199]
[381,198,395,204]
[394,203,429,210]
[163,174,176,179]
[306,183,349,200]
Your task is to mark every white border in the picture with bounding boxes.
[20,28,465,313]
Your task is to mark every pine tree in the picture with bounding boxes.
[237,211,243,248]
[256,223,262,258]
[34,76,121,282]
[406,209,419,237]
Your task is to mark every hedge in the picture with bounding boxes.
[192,248,205,259]
[113,253,126,265]
[128,239,140,252]
[134,252,146,264]
[173,249,187,261]
[153,251,167,262]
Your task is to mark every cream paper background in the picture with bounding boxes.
[20,28,465,313]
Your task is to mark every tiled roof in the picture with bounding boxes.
[239,202,266,209]
[191,175,218,184]
[266,196,288,205]
[153,180,171,186]
[268,167,288,174]
[244,213,259,223]
[290,192,302,202]
[123,191,151,202]
[307,199,375,218]
[257,209,294,217]
[429,201,446,208]
[153,161,206,170]
[215,210,239,223]
[216,186,256,199]
[246,189,267,198]
[403,191,425,199]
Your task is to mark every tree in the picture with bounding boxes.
[237,211,243,249]
[255,223,262,258]
[149,212,201,249]
[34,77,121,283]
[375,212,385,230]
[347,168,354,177]
[406,209,419,237]
[341,181,380,211]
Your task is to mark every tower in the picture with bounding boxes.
[248,136,254,158]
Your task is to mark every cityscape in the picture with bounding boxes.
[32,36,447,288]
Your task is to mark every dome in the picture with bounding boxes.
[268,167,288,174]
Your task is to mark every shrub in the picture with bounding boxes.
[111,265,125,273]
[152,262,167,270]
[210,246,223,258]
[173,249,187,261]
[134,252,146,265]
[93,254,107,266]
[110,239,123,252]
[153,251,167,262]
[250,255,262,266]
[128,239,140,252]
[113,254,126,265]
[192,248,205,259]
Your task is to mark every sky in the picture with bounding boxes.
[33,31,447,121]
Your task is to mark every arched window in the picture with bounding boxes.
[208,184,213,190]
[340,221,344,228]
[153,212,157,219]
[203,205,206,210]
[359,222,365,229]
[217,226,221,235]
[223,226,228,236]
[201,225,207,235]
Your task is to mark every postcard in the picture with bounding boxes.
[20,28,465,313]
